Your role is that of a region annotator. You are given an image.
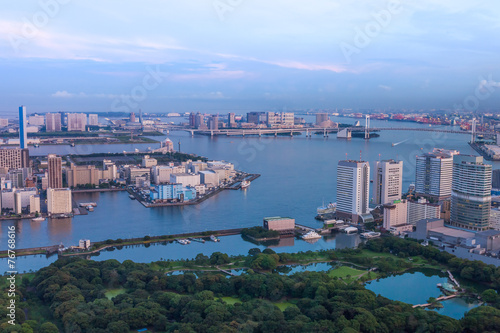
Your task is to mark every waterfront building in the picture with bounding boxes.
[188,161,207,173]
[66,164,100,187]
[102,160,117,180]
[407,198,440,225]
[189,112,196,128]
[47,188,72,215]
[415,148,459,200]
[199,170,219,187]
[247,112,266,125]
[374,160,403,205]
[29,194,40,214]
[0,148,30,170]
[450,155,492,231]
[315,113,329,126]
[18,106,27,149]
[0,118,8,127]
[142,155,158,168]
[45,113,62,132]
[208,115,219,130]
[0,187,37,211]
[263,216,295,233]
[67,113,87,131]
[228,113,236,127]
[149,183,196,201]
[28,115,45,126]
[88,114,99,126]
[135,176,150,188]
[267,112,294,128]
[48,154,63,189]
[383,199,408,229]
[194,112,205,129]
[336,160,370,223]
[79,239,91,249]
[170,173,200,187]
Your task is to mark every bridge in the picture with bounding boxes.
[170,127,492,138]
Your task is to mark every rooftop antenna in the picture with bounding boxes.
[378,153,381,162]
[345,152,348,161]
[178,140,181,153]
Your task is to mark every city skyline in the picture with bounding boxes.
[0,1,499,113]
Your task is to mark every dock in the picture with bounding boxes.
[412,295,458,308]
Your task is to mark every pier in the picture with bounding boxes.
[412,295,459,308]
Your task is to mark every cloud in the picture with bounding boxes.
[378,85,392,91]
[51,91,118,98]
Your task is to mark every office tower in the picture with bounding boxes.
[315,113,329,126]
[48,154,63,189]
[247,112,266,124]
[415,148,459,201]
[19,106,27,149]
[209,115,219,130]
[130,112,136,123]
[45,113,62,132]
[228,113,236,127]
[0,148,30,169]
[47,188,72,215]
[67,113,87,131]
[189,112,196,128]
[450,155,492,231]
[88,114,99,126]
[374,160,403,205]
[336,160,370,223]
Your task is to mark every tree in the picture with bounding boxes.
[39,322,59,333]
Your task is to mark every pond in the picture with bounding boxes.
[365,269,481,319]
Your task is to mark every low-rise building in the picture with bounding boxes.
[170,173,200,187]
[263,216,295,232]
[199,170,219,187]
[152,165,185,184]
[142,155,158,168]
[79,239,91,249]
[0,187,37,211]
[29,195,40,214]
[407,198,440,225]
[383,200,407,229]
[149,183,196,202]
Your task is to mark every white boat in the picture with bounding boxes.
[178,239,190,245]
[241,180,251,189]
[317,202,336,215]
[301,231,322,240]
[210,235,220,242]
[32,217,46,222]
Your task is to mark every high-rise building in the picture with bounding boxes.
[209,115,219,130]
[336,160,370,222]
[450,155,492,231]
[415,148,459,200]
[374,160,403,205]
[47,188,72,215]
[492,169,500,189]
[0,148,30,170]
[88,114,99,126]
[48,154,63,189]
[189,112,196,128]
[130,112,136,123]
[46,113,62,132]
[315,113,329,126]
[67,113,87,131]
[66,164,100,187]
[29,194,41,214]
[19,106,27,149]
[267,112,294,128]
[194,113,205,129]
[228,113,236,128]
[247,112,266,125]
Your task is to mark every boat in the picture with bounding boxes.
[34,143,39,148]
[301,231,322,240]
[241,180,251,189]
[86,205,94,212]
[177,239,191,245]
[129,195,136,200]
[70,142,75,147]
[210,235,220,242]
[317,202,336,215]
[32,217,46,222]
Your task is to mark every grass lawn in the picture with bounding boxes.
[356,250,396,258]
[274,301,294,311]
[105,288,127,300]
[328,266,366,279]
[218,296,242,305]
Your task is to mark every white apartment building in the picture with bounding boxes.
[383,200,407,229]
[407,198,440,225]
[336,160,370,222]
[67,113,87,131]
[170,173,200,187]
[47,188,72,214]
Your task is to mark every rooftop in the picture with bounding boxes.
[476,229,500,237]
[430,226,474,239]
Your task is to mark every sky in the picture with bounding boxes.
[1,0,500,114]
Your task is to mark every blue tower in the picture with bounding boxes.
[19,105,27,149]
